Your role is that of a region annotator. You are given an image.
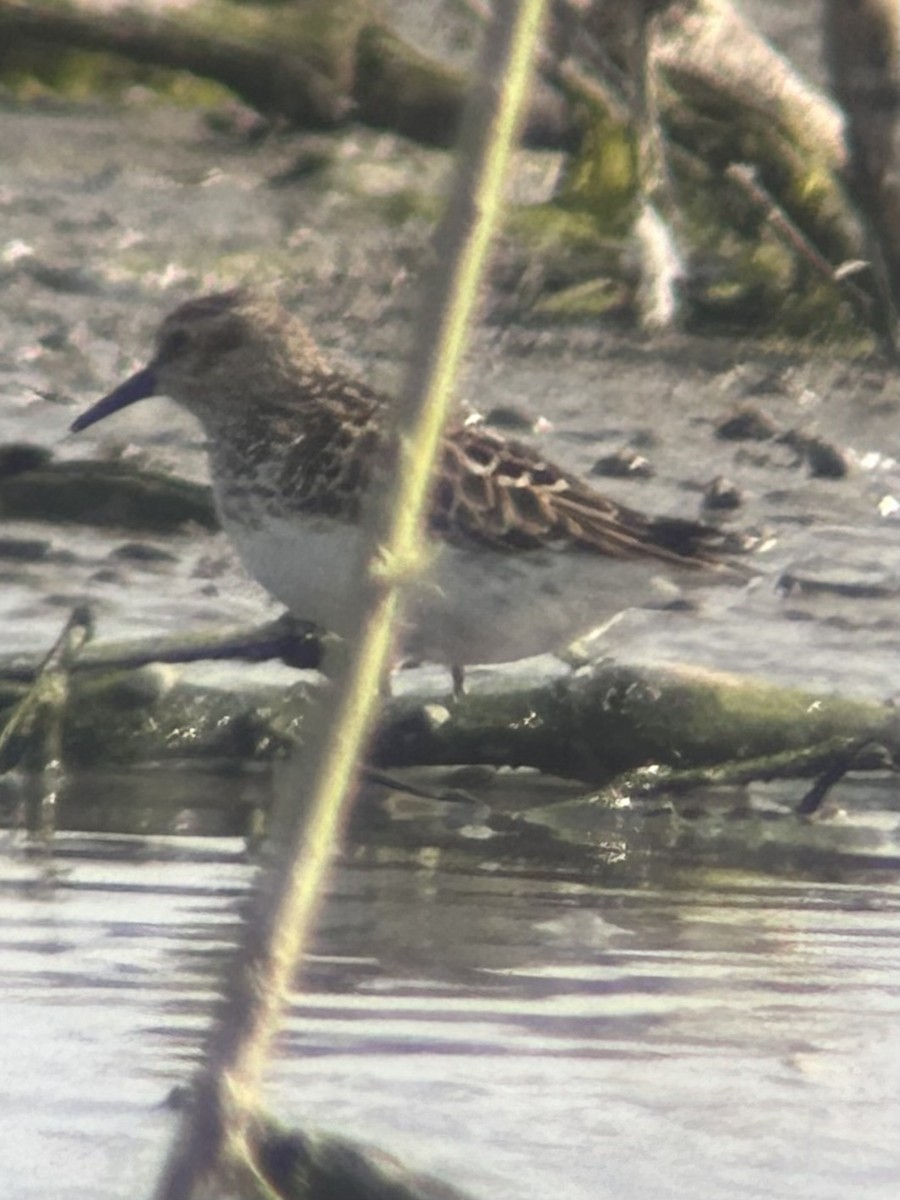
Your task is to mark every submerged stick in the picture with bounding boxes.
[725,162,875,329]
[0,605,93,768]
[152,2,550,1196]
[0,605,93,834]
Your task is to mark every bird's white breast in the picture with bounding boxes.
[222,508,366,639]
[219,486,690,666]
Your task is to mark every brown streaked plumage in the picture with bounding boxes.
[432,426,739,564]
[71,289,752,672]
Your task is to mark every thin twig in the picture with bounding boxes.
[0,606,93,769]
[151,1,550,1196]
[0,614,320,683]
[725,161,876,331]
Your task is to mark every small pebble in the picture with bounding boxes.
[109,541,178,565]
[716,363,787,398]
[802,435,849,479]
[26,259,100,295]
[268,150,333,188]
[88,567,124,585]
[482,403,538,432]
[716,405,779,441]
[591,448,655,478]
[38,324,70,351]
[702,475,743,511]
[204,103,271,141]
[0,442,52,478]
[777,430,849,478]
[0,536,51,561]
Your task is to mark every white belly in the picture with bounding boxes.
[220,503,689,667]
[224,512,366,639]
[403,542,686,665]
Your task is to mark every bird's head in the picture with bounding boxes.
[71,289,327,435]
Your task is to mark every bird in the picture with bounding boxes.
[70,289,751,686]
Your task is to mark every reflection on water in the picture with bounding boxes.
[2,769,900,1200]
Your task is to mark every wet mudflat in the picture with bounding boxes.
[2,14,900,1197]
[1,99,899,699]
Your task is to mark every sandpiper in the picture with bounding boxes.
[71,290,750,677]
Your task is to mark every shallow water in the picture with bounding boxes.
[3,781,900,1200]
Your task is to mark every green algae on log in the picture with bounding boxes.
[2,637,898,784]
[374,660,900,784]
[0,0,887,339]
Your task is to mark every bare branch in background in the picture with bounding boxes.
[824,0,900,354]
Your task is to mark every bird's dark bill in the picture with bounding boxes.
[70,365,159,433]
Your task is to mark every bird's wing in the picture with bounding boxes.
[429,426,744,570]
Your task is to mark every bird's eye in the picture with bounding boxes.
[158,329,190,360]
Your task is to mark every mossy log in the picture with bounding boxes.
[0,0,570,149]
[376,660,900,783]
[2,634,897,786]
[0,0,878,336]
[0,0,366,126]
[0,451,217,531]
[0,617,317,769]
[545,0,879,338]
[0,0,842,162]
[657,0,858,287]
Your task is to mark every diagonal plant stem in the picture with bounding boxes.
[152,1,549,1197]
